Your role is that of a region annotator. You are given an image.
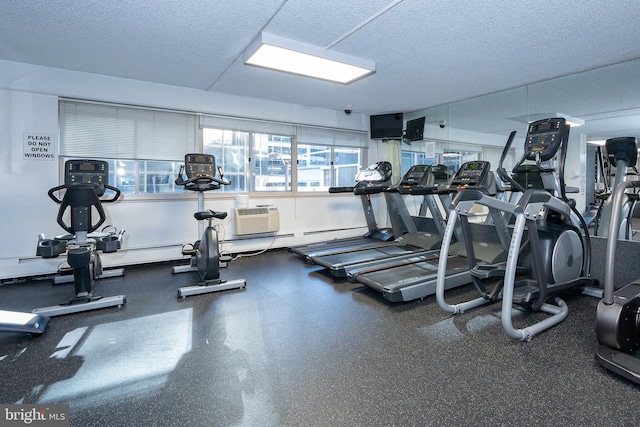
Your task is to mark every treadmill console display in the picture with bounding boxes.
[355,161,392,183]
[450,160,491,187]
[399,164,430,186]
[398,164,454,194]
[64,160,108,195]
[525,118,567,161]
[185,153,215,179]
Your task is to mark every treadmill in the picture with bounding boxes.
[289,161,395,261]
[312,164,454,278]
[351,160,511,302]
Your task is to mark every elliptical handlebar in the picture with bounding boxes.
[496,131,527,193]
[47,182,121,204]
[47,184,66,204]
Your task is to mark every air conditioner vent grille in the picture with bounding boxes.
[237,208,269,216]
[233,207,280,235]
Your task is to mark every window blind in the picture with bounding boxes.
[200,115,295,136]
[59,100,197,161]
[296,126,368,148]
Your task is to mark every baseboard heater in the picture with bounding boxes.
[233,206,280,235]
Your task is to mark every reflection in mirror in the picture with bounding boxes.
[405,58,640,234]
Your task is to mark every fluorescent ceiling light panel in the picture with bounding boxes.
[244,32,375,84]
[509,113,585,127]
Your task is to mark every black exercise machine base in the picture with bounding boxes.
[177,279,246,298]
[32,295,126,317]
[595,345,640,384]
[53,267,125,285]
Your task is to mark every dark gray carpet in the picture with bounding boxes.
[1,248,638,426]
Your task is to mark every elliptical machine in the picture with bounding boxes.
[596,178,640,383]
[436,118,597,340]
[593,137,638,239]
[173,153,246,298]
[34,159,126,317]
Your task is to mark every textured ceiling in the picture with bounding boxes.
[2,0,640,120]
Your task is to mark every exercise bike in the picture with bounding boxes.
[33,159,126,317]
[173,153,246,298]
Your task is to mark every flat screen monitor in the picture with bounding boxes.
[404,116,425,141]
[370,113,403,139]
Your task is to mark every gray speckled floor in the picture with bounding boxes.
[1,248,639,426]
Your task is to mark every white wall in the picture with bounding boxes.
[0,60,530,280]
[0,60,378,279]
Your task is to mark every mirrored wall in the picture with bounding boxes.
[404,58,640,216]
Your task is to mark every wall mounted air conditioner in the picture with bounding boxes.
[233,206,280,235]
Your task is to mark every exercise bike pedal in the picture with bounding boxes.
[181,248,197,257]
[58,266,74,276]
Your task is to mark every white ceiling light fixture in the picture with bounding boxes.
[243,32,376,84]
[509,113,585,127]
[555,113,585,127]
[587,139,607,146]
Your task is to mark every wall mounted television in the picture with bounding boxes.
[404,116,425,142]
[370,113,404,140]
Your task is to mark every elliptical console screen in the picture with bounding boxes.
[525,118,567,161]
[64,160,108,194]
[185,153,215,178]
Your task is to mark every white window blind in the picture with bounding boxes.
[296,126,367,147]
[59,100,197,161]
[200,115,295,136]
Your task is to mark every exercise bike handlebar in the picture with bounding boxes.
[175,165,231,189]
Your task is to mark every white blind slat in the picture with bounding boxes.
[200,115,295,136]
[60,101,197,161]
[296,126,367,148]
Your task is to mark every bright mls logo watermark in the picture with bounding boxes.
[0,404,69,426]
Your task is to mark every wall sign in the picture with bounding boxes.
[24,133,56,160]
[425,141,436,158]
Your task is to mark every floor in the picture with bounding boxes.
[1,248,639,426]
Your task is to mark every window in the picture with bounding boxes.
[203,128,249,192]
[401,151,435,176]
[442,150,479,172]
[295,145,364,191]
[60,100,368,195]
[59,100,197,195]
[296,126,367,191]
[253,133,293,192]
[333,147,363,188]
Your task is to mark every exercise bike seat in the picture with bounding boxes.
[194,209,227,221]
